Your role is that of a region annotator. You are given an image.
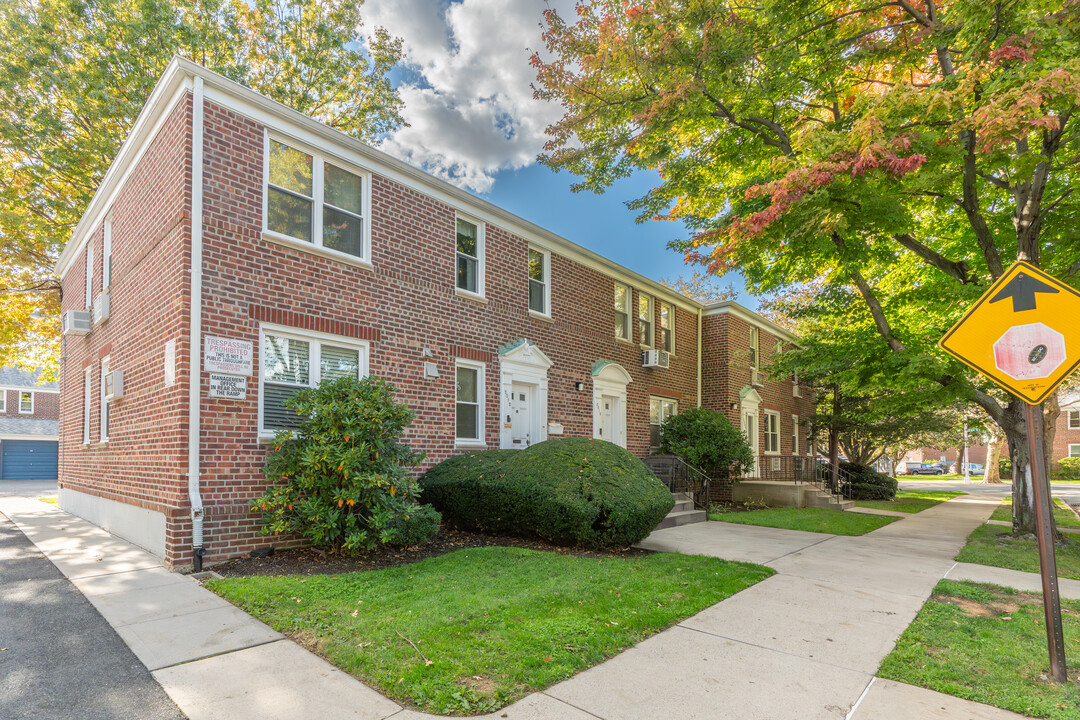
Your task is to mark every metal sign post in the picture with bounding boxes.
[1024,403,1068,683]
[939,260,1078,684]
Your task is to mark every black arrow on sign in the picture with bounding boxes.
[989,272,1059,312]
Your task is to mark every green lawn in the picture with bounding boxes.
[708,506,898,535]
[878,580,1080,719]
[856,489,965,514]
[955,524,1080,581]
[991,498,1080,530]
[207,546,772,715]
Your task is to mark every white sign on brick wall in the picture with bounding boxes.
[208,373,247,399]
[164,339,176,387]
[204,336,253,376]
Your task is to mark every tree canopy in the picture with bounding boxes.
[0,0,403,375]
[534,0,1080,532]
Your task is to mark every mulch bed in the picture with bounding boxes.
[211,527,653,578]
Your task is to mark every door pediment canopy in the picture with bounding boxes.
[739,386,762,405]
[498,339,553,369]
[591,359,633,385]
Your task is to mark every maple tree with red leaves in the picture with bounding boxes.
[533,1,1080,534]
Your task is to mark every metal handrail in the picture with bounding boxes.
[742,455,857,500]
[642,455,712,511]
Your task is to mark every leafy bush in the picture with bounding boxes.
[999,456,1012,479]
[420,437,674,548]
[1059,457,1080,480]
[658,407,754,478]
[253,376,440,552]
[839,462,898,500]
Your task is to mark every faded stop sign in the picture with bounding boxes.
[993,323,1066,382]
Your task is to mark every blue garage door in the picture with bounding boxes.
[1,440,59,480]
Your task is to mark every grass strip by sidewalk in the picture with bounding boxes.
[878,580,1080,719]
[856,489,965,514]
[991,498,1080,530]
[708,506,898,535]
[207,546,772,715]
[956,524,1080,581]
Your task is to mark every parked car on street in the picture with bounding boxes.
[907,463,947,475]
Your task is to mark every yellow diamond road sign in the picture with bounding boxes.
[939,261,1080,405]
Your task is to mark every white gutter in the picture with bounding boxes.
[188,75,206,569]
[696,305,703,407]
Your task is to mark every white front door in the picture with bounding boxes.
[598,395,616,442]
[509,383,533,448]
[743,410,759,477]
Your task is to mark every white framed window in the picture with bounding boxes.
[83,369,92,445]
[659,301,675,354]
[638,293,654,348]
[455,360,485,445]
[263,136,370,263]
[1069,410,1080,430]
[85,241,93,310]
[0,391,5,413]
[749,327,759,368]
[528,247,550,316]
[99,358,110,442]
[649,396,678,452]
[793,370,802,398]
[1070,444,1080,457]
[258,325,369,435]
[103,213,113,289]
[456,215,484,296]
[614,282,631,340]
[792,414,799,456]
[19,391,33,414]
[763,410,780,454]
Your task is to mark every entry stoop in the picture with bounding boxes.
[805,488,855,511]
[654,493,707,530]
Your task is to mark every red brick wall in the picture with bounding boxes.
[1052,408,1080,465]
[0,390,58,421]
[59,93,193,557]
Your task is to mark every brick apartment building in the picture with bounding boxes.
[54,59,813,569]
[0,367,59,481]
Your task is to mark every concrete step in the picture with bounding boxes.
[805,490,855,511]
[653,509,708,531]
[671,499,694,513]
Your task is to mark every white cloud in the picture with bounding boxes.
[363,0,572,193]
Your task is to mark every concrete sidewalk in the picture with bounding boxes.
[0,493,1027,720]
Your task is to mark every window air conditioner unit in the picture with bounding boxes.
[62,310,92,336]
[104,370,124,401]
[93,292,110,325]
[642,349,670,369]
[793,384,802,398]
[752,368,764,387]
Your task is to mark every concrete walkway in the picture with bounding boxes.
[0,492,1030,720]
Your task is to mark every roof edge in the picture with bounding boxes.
[703,300,800,344]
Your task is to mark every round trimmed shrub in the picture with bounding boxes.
[419,437,674,548]
[839,462,898,500]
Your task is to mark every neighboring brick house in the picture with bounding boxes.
[54,59,815,569]
[1055,392,1080,464]
[0,367,59,481]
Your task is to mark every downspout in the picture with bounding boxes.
[696,306,703,407]
[188,75,206,571]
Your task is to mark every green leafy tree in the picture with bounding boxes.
[255,376,439,552]
[0,0,403,375]
[659,406,754,478]
[533,0,1080,534]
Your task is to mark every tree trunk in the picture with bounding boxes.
[955,442,966,474]
[1002,400,1059,539]
[984,423,1004,484]
[1044,394,1060,479]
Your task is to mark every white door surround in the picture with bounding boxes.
[740,386,762,478]
[498,339,553,450]
[591,360,632,448]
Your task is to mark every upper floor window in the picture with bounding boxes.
[456,217,483,294]
[793,370,802,398]
[763,411,780,454]
[265,138,368,261]
[659,301,674,353]
[1070,410,1080,429]
[83,370,91,445]
[260,327,367,434]
[85,241,93,310]
[614,282,631,340]
[749,327,759,368]
[99,358,110,442]
[103,213,113,289]
[792,414,799,455]
[19,391,33,414]
[528,248,550,315]
[638,293,654,347]
[0,391,5,413]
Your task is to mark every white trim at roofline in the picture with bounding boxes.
[54,57,697,314]
[703,300,800,345]
[0,434,58,441]
[0,385,59,394]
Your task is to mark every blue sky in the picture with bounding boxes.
[364,0,753,307]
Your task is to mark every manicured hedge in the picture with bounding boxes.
[839,462,898,500]
[419,437,674,548]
